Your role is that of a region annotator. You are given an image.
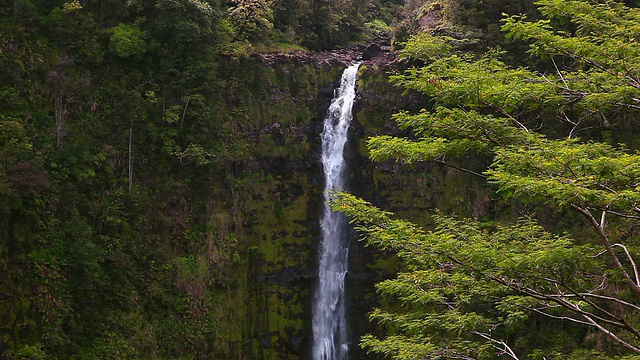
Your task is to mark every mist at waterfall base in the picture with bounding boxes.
[312,63,360,360]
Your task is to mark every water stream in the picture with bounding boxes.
[312,63,360,360]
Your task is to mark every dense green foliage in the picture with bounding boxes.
[391,0,539,54]
[335,0,640,359]
[0,0,380,357]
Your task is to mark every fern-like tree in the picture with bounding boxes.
[335,0,640,358]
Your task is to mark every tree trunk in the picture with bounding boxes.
[128,122,133,193]
[54,92,66,147]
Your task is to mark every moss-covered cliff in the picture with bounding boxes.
[214,56,343,359]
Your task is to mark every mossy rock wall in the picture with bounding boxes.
[224,59,494,360]
[209,57,342,359]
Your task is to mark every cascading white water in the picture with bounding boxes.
[312,62,360,360]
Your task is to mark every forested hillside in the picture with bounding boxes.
[5,0,640,359]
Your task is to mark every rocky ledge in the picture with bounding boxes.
[254,39,400,69]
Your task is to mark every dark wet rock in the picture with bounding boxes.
[260,331,280,348]
[260,336,271,348]
[289,336,302,352]
[362,43,385,60]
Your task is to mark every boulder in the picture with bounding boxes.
[362,43,385,60]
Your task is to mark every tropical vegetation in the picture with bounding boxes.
[335,0,640,358]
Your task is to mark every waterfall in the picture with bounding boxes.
[312,62,360,360]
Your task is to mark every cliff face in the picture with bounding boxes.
[216,48,490,360]
[212,50,406,360]
[218,56,341,359]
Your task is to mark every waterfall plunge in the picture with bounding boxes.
[312,63,360,360]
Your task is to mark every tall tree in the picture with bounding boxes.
[336,0,640,358]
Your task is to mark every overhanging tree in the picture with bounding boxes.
[336,0,640,358]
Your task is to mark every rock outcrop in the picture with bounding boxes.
[256,40,399,69]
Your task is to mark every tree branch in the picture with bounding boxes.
[470,331,520,360]
[613,243,640,286]
[571,203,640,297]
[434,159,487,179]
[580,313,640,353]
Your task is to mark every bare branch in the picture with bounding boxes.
[580,313,640,353]
[552,58,569,89]
[470,331,520,360]
[480,100,529,132]
[571,203,640,297]
[613,243,640,285]
[433,159,487,179]
[605,210,640,220]
[180,95,191,129]
[527,307,593,327]
[556,280,640,338]
[578,293,640,313]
